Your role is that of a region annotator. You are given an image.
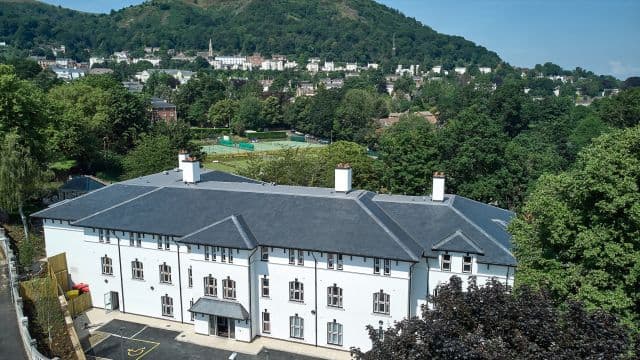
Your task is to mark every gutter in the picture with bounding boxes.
[311,252,318,347]
[247,246,259,341]
[175,239,184,323]
[117,235,125,313]
[407,261,417,318]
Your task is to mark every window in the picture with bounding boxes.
[229,248,234,263]
[101,255,113,275]
[289,279,304,302]
[105,230,110,244]
[327,253,334,269]
[261,277,269,297]
[129,233,134,247]
[157,236,162,249]
[136,233,142,247]
[373,258,380,274]
[327,284,343,308]
[190,299,194,321]
[222,277,236,299]
[205,246,210,261]
[297,250,304,266]
[212,247,216,261]
[221,248,226,262]
[188,266,193,288]
[378,324,384,341]
[204,275,217,297]
[383,259,391,275]
[262,310,270,333]
[463,256,472,273]
[288,249,295,264]
[289,315,304,339]
[337,254,343,270]
[327,321,343,346]
[164,236,170,250]
[441,254,451,272]
[98,229,104,243]
[131,259,144,280]
[373,290,390,314]
[161,295,173,317]
[159,263,172,284]
[261,247,269,261]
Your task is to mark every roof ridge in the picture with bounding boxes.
[432,230,484,254]
[355,192,422,261]
[230,214,258,249]
[70,186,164,225]
[448,202,515,261]
[178,215,237,241]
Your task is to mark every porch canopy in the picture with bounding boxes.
[188,297,249,320]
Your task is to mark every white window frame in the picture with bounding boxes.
[373,258,380,274]
[261,276,269,297]
[222,277,236,300]
[297,250,304,266]
[221,248,227,262]
[441,254,451,272]
[262,310,271,333]
[373,290,390,315]
[327,284,343,308]
[204,275,217,297]
[187,266,193,288]
[383,259,391,275]
[159,263,172,284]
[337,254,343,270]
[289,315,304,339]
[157,236,162,249]
[105,230,110,244]
[288,249,295,264]
[98,229,104,243]
[129,232,134,247]
[462,256,472,273]
[327,253,334,269]
[164,236,170,250]
[261,247,269,261]
[327,321,343,346]
[289,279,304,302]
[190,299,194,321]
[161,294,173,317]
[204,245,210,261]
[229,248,234,263]
[131,259,144,280]
[101,255,113,275]
[136,233,142,247]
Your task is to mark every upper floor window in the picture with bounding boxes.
[327,321,343,346]
[204,275,217,297]
[131,259,144,280]
[159,262,172,284]
[98,229,104,243]
[261,247,269,261]
[383,259,390,275]
[157,236,162,249]
[463,256,472,273]
[262,310,271,333]
[188,266,193,288]
[297,250,304,266]
[190,299,194,321]
[161,294,173,317]
[101,255,113,275]
[221,248,226,262]
[164,236,170,250]
[105,230,110,244]
[228,248,234,263]
[205,245,210,261]
[136,233,142,247]
[261,276,269,297]
[289,279,304,302]
[441,254,451,272]
[327,253,334,269]
[222,277,236,299]
[289,314,304,339]
[289,249,295,265]
[327,284,343,308]
[373,258,380,274]
[373,290,390,315]
[336,254,343,270]
[129,232,134,247]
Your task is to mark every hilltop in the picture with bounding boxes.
[0,0,501,67]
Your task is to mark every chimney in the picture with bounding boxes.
[182,157,201,184]
[178,150,189,171]
[335,163,352,193]
[432,172,445,201]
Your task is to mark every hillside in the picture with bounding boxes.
[0,0,501,67]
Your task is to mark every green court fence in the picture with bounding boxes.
[238,142,255,151]
[219,139,234,147]
[290,135,306,142]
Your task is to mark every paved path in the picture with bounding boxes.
[0,252,28,360]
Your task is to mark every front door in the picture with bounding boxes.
[216,316,229,338]
[104,291,119,311]
[209,315,216,336]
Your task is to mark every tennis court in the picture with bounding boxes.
[202,140,325,155]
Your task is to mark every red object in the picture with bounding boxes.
[72,283,87,290]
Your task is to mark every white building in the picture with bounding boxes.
[284,61,298,70]
[89,57,106,68]
[306,61,320,74]
[431,65,442,74]
[322,61,335,72]
[479,67,492,74]
[34,157,516,353]
[345,62,358,72]
[454,66,467,75]
[135,69,194,85]
[261,59,284,71]
[50,66,86,80]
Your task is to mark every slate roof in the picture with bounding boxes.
[60,176,108,192]
[189,297,249,320]
[33,169,516,265]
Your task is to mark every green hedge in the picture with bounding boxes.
[246,131,287,140]
[191,127,231,140]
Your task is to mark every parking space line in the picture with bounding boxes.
[84,334,112,355]
[135,341,160,360]
[130,326,148,339]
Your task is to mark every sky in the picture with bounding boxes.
[41,0,640,79]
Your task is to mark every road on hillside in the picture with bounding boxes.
[0,251,28,360]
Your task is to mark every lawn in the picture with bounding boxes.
[202,158,250,174]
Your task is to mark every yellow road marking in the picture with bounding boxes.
[135,341,160,360]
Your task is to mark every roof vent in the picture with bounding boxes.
[432,172,445,201]
[335,163,352,193]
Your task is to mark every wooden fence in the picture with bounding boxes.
[67,292,92,317]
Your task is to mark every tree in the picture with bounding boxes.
[122,134,177,179]
[353,277,632,359]
[233,96,262,133]
[0,133,48,245]
[510,126,640,328]
[207,99,237,128]
[260,96,283,127]
[334,89,377,144]
[593,88,640,128]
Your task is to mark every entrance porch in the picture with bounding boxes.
[189,297,251,341]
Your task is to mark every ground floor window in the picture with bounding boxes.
[262,310,270,333]
[327,321,343,346]
[289,315,304,339]
[161,295,173,317]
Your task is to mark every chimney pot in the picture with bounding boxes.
[335,164,352,192]
[432,172,445,201]
[182,157,200,183]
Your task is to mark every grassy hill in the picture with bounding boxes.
[0,0,501,67]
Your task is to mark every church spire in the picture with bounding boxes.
[208,38,213,57]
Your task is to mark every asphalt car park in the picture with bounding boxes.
[86,319,322,360]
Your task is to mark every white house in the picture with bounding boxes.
[345,62,358,72]
[33,155,516,353]
[479,67,492,74]
[454,66,467,75]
